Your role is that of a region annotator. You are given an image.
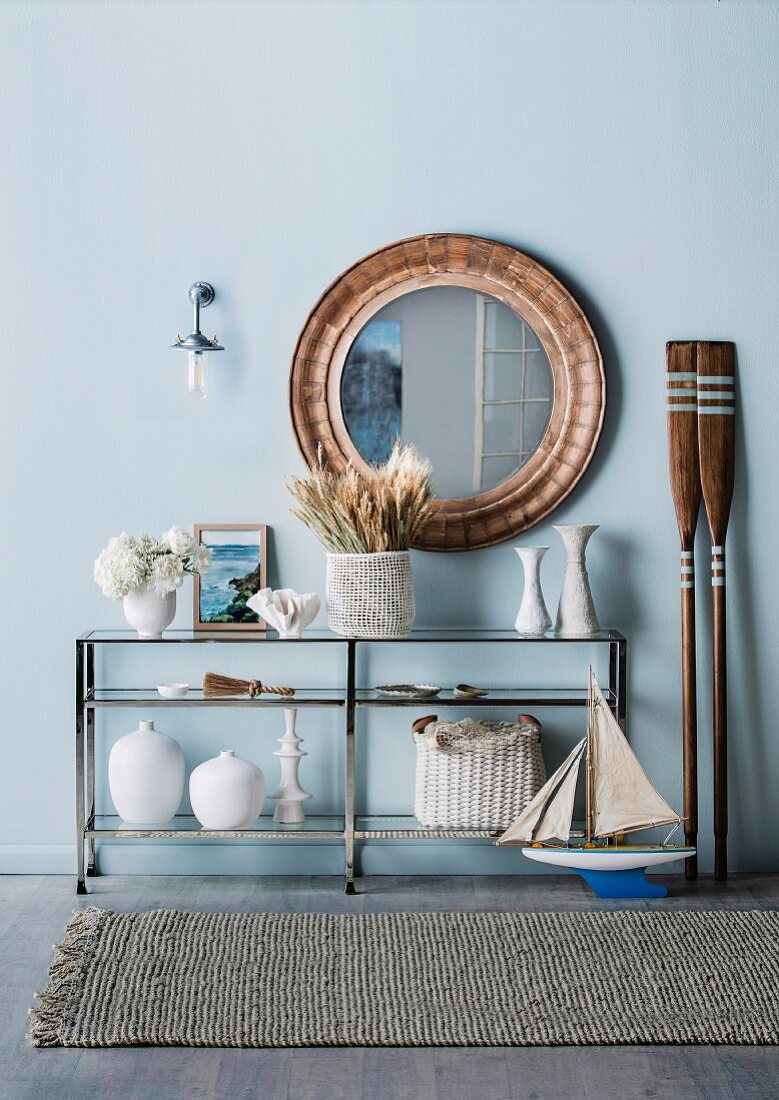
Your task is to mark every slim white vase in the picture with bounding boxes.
[269,709,312,824]
[189,750,265,830]
[514,546,552,634]
[108,719,184,824]
[554,524,601,636]
[123,586,176,638]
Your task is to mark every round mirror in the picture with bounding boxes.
[290,234,604,551]
[339,286,554,499]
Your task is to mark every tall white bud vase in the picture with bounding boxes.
[269,709,312,824]
[554,524,601,636]
[514,546,552,634]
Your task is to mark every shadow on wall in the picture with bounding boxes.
[724,352,770,868]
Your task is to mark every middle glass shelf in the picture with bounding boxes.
[87,687,616,709]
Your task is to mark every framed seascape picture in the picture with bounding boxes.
[193,524,267,631]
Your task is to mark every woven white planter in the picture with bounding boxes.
[326,551,415,638]
[413,717,546,829]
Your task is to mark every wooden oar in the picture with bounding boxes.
[697,341,735,881]
[666,341,702,879]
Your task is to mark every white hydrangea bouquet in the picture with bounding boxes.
[94,527,212,637]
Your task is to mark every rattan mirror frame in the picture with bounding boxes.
[289,233,605,552]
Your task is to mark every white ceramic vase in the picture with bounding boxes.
[246,587,321,638]
[554,524,601,636]
[108,719,184,824]
[189,750,265,829]
[269,709,312,824]
[514,546,552,634]
[123,585,176,638]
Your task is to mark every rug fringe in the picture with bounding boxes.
[28,906,109,1048]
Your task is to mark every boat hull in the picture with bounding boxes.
[522,846,696,898]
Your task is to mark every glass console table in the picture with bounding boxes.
[75,628,627,895]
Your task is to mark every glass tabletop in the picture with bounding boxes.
[79,628,624,643]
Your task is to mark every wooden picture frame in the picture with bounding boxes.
[289,233,605,552]
[192,524,268,631]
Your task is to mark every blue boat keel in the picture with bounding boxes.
[575,866,669,899]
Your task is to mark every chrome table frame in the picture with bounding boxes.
[75,629,627,895]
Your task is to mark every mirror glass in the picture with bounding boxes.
[340,286,554,498]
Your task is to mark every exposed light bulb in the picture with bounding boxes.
[187,350,208,399]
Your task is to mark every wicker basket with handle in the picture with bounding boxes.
[412,713,546,830]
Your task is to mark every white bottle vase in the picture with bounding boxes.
[123,585,176,638]
[108,719,184,824]
[269,709,312,824]
[554,524,601,636]
[189,750,265,829]
[514,546,552,634]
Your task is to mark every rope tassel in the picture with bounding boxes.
[203,672,295,698]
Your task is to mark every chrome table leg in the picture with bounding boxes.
[344,639,356,894]
[75,640,87,894]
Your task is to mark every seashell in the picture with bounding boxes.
[453,683,489,698]
[375,684,442,699]
[246,587,321,638]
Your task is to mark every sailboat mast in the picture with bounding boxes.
[586,666,594,843]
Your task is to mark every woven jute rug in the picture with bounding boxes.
[29,907,779,1047]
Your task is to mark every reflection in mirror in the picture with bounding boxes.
[340,287,554,499]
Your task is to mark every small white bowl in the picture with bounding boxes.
[157,683,190,699]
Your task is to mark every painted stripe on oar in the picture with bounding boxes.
[681,565,695,574]
[667,371,697,381]
[668,404,698,412]
[698,375,734,385]
[698,407,735,415]
[711,547,725,585]
[681,580,695,589]
[681,550,694,558]
[697,391,733,401]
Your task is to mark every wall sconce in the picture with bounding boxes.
[170,282,224,398]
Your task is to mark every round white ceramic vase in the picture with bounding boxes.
[108,719,185,824]
[189,750,265,830]
[269,709,312,824]
[514,546,552,634]
[554,524,601,636]
[122,585,176,638]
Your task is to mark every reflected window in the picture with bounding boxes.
[473,296,553,491]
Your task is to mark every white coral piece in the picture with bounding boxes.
[247,587,321,637]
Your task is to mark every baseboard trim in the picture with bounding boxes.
[0,845,75,874]
[1,842,718,877]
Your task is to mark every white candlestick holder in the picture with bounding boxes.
[269,708,312,824]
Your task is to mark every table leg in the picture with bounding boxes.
[344,639,356,895]
[86,643,97,876]
[75,641,87,895]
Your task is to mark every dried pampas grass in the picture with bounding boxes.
[287,442,432,554]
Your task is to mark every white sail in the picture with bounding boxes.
[497,739,586,845]
[589,678,680,837]
[533,743,583,842]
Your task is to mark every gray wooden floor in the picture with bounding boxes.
[2,874,778,1100]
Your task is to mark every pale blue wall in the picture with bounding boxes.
[1,0,776,876]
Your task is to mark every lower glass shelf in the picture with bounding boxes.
[355,815,505,840]
[87,814,345,840]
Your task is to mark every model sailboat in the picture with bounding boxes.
[496,671,695,897]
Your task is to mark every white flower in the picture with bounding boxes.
[162,526,195,557]
[95,526,209,600]
[93,533,145,599]
[192,545,212,574]
[151,553,185,595]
